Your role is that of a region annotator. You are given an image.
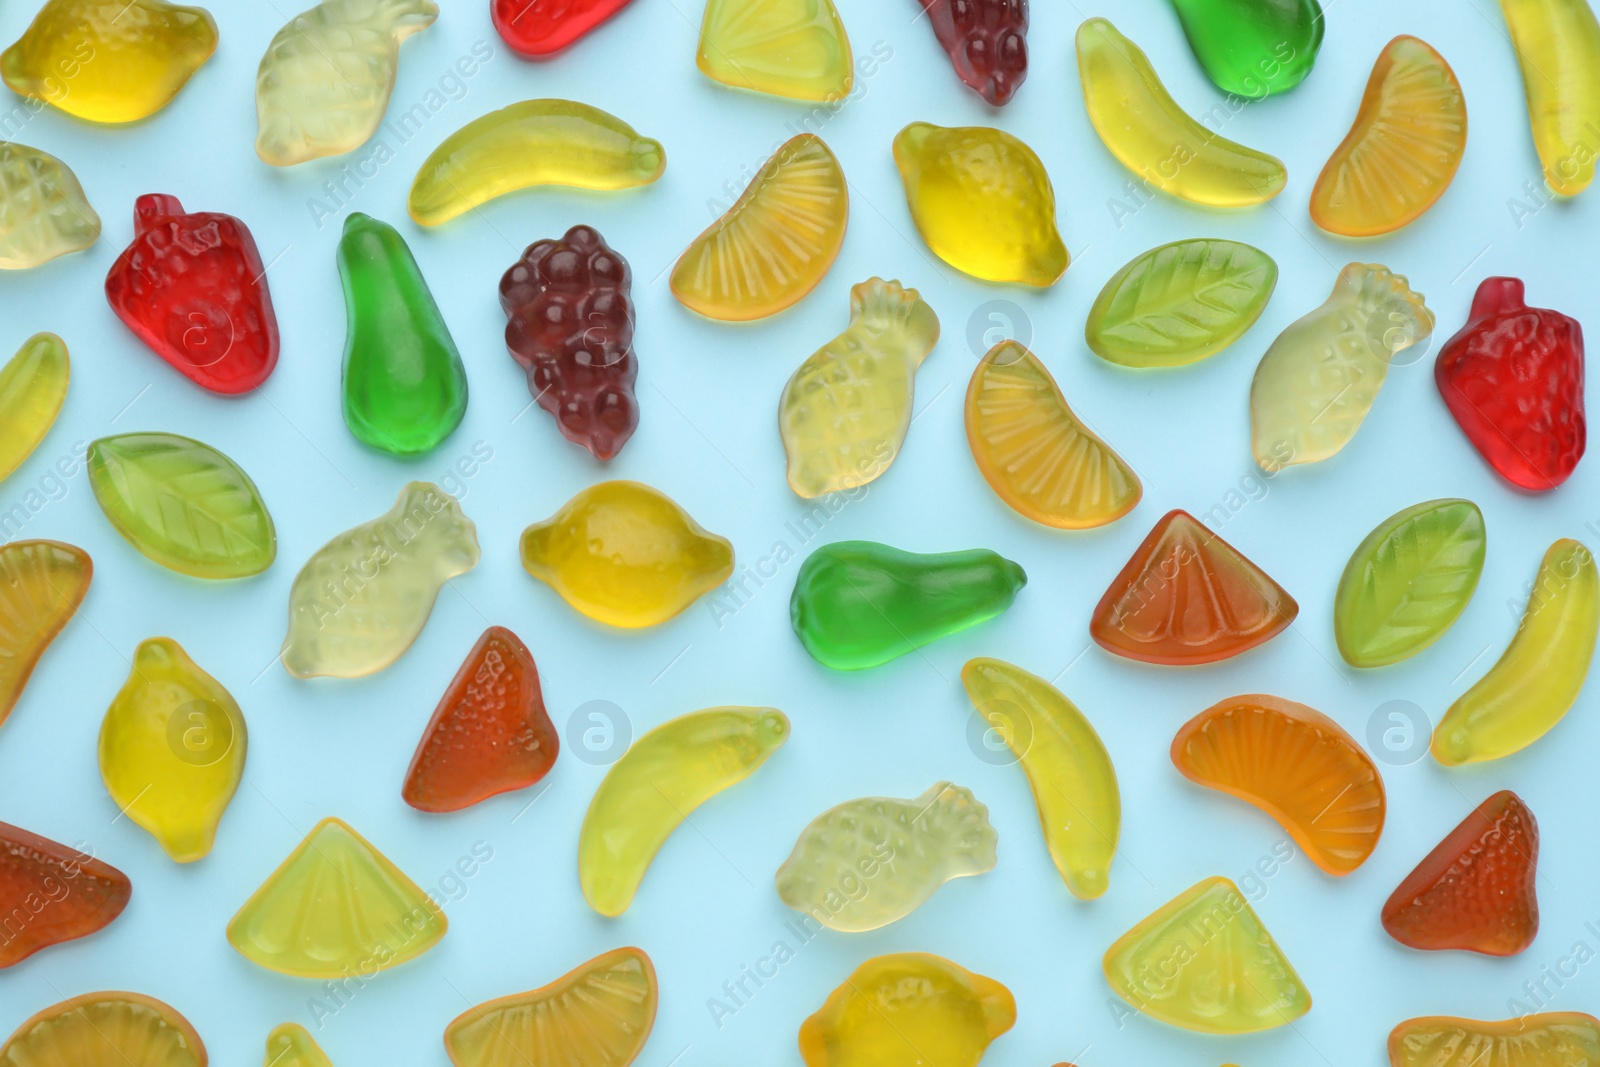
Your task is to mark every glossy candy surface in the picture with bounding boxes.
[1167,0,1324,97]
[409,100,664,226]
[672,134,846,320]
[799,953,1014,1067]
[444,946,657,1067]
[1334,499,1486,667]
[0,141,100,269]
[1077,18,1287,206]
[697,0,852,102]
[281,482,480,678]
[1311,37,1466,236]
[0,540,90,732]
[1172,695,1385,875]
[256,0,437,166]
[916,0,1028,105]
[98,637,245,863]
[1499,0,1600,195]
[960,658,1119,898]
[779,278,939,497]
[520,481,732,628]
[492,0,638,56]
[1435,277,1586,490]
[0,820,129,967]
[1382,790,1538,956]
[1250,264,1433,470]
[339,213,467,455]
[1388,1013,1600,1067]
[965,340,1141,528]
[265,1023,334,1067]
[791,541,1025,670]
[87,433,276,579]
[1103,876,1311,1033]
[776,782,996,931]
[578,707,788,916]
[402,626,558,813]
[0,992,206,1065]
[227,816,447,978]
[892,122,1066,286]
[1433,539,1598,765]
[1091,509,1297,664]
[0,333,68,481]
[0,0,216,123]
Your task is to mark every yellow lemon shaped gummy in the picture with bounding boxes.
[0,333,68,482]
[697,0,852,102]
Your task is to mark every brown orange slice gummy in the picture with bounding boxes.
[1171,694,1386,875]
[1,991,206,1065]
[1388,1012,1600,1067]
[0,539,91,731]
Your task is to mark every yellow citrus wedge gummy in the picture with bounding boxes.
[0,991,206,1065]
[696,0,853,102]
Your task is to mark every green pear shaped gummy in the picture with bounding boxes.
[338,212,467,455]
[1167,0,1325,98]
[790,541,1026,670]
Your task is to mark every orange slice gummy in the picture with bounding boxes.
[0,538,91,732]
[1090,509,1297,665]
[964,340,1141,529]
[444,946,658,1067]
[1,991,206,1065]
[1171,694,1386,875]
[1388,1013,1600,1067]
[1310,36,1466,237]
[670,134,847,321]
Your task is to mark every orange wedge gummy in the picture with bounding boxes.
[1388,1013,1600,1067]
[0,539,91,732]
[1,991,206,1065]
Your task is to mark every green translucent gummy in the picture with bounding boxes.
[1167,0,1325,98]
[790,541,1026,670]
[339,212,467,455]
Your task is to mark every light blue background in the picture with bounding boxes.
[1,0,1597,1063]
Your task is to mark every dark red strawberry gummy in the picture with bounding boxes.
[918,0,1029,106]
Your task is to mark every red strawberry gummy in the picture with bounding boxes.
[104,194,279,395]
[492,0,637,57]
[1435,277,1585,491]
[500,225,639,461]
[1382,789,1538,957]
[917,0,1029,106]
[0,821,130,967]
[402,626,560,814]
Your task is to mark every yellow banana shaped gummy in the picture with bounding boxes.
[1500,0,1600,195]
[0,333,68,482]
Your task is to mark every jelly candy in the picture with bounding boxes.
[799,953,1014,1067]
[282,482,479,679]
[965,340,1141,529]
[1076,18,1287,207]
[256,0,438,167]
[1435,277,1586,491]
[1085,239,1278,369]
[775,782,997,931]
[778,278,939,498]
[1334,499,1485,668]
[1172,695,1385,875]
[1166,0,1323,97]
[960,658,1119,899]
[1250,264,1433,470]
[0,333,68,482]
[1311,37,1466,237]
[1500,0,1600,196]
[1,0,217,123]
[402,626,559,813]
[444,946,657,1067]
[266,1023,334,1067]
[696,0,852,102]
[579,707,788,916]
[1382,789,1538,956]
[1432,539,1598,765]
[0,141,100,269]
[520,481,732,628]
[1103,876,1310,1033]
[0,820,129,967]
[228,816,447,978]
[87,433,276,579]
[915,0,1028,106]
[672,134,846,321]
[0,540,90,731]
[98,637,245,863]
[500,225,639,461]
[409,100,664,226]
[791,541,1026,670]
[339,213,468,455]
[0,992,206,1065]
[104,195,278,394]
[492,0,637,56]
[1091,509,1297,665]
[1388,1013,1600,1067]
[892,122,1066,287]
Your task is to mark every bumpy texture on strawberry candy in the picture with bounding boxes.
[917,0,1028,106]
